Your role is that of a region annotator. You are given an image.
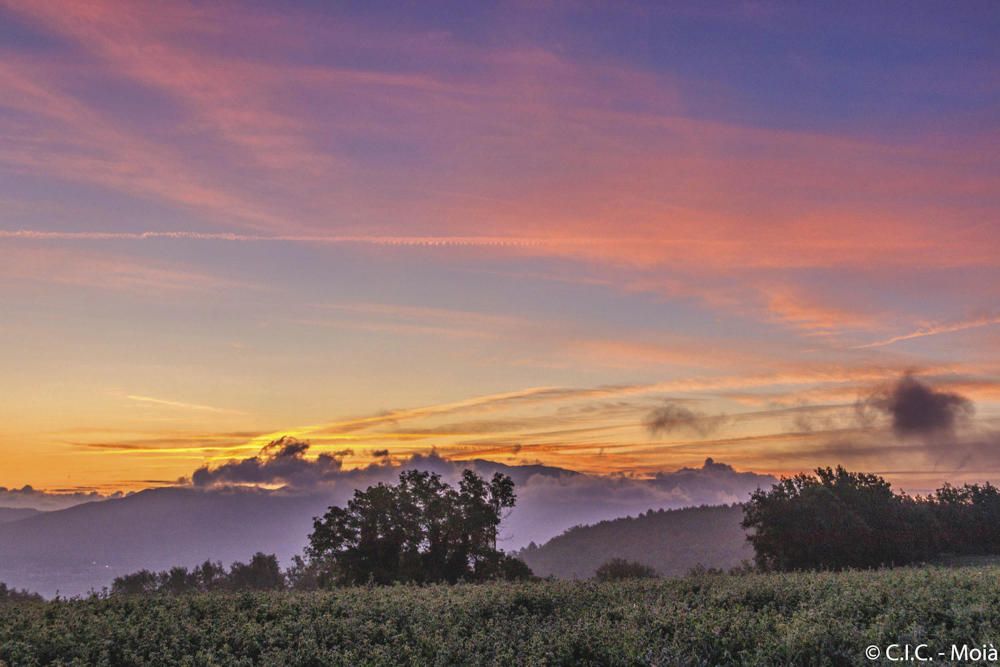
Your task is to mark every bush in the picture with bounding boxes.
[594,558,658,581]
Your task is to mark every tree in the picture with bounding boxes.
[160,566,198,595]
[594,558,658,581]
[284,554,323,591]
[111,569,160,596]
[307,469,528,585]
[931,482,1000,554]
[227,552,285,591]
[742,466,937,571]
[111,554,286,595]
[193,560,227,592]
[0,582,42,603]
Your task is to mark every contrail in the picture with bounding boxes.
[125,394,247,415]
[855,314,1000,349]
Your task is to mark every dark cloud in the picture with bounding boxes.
[191,436,347,489]
[645,402,726,437]
[867,374,974,440]
[809,374,995,475]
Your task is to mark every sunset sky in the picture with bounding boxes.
[1,1,998,495]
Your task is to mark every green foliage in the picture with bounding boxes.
[743,466,1000,571]
[308,469,527,585]
[0,582,41,604]
[5,567,1000,665]
[594,559,658,581]
[228,553,285,591]
[111,553,284,596]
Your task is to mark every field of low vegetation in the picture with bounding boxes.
[5,565,1000,666]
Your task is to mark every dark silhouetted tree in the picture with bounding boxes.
[194,560,227,591]
[228,552,285,591]
[744,466,951,571]
[111,570,160,596]
[307,469,527,585]
[112,554,286,595]
[160,566,198,595]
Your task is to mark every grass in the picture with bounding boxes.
[3,566,1000,666]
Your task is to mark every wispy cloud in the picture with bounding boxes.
[0,230,561,248]
[856,314,1000,349]
[0,245,248,293]
[125,394,247,416]
[760,285,878,334]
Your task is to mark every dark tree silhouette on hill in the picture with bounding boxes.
[307,469,531,585]
[743,466,1000,571]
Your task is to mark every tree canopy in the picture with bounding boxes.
[307,469,531,585]
[112,553,284,596]
[743,466,1000,571]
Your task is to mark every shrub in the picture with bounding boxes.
[594,558,658,581]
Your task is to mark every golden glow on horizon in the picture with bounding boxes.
[0,1,997,495]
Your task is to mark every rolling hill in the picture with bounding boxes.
[518,504,752,578]
[0,508,41,524]
[0,457,770,597]
[0,488,328,598]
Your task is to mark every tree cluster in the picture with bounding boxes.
[111,552,285,596]
[743,466,1000,571]
[306,469,533,585]
[0,582,41,603]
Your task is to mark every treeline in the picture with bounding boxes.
[744,466,1000,570]
[112,553,288,595]
[0,582,41,603]
[111,469,533,595]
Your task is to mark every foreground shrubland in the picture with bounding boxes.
[4,566,1000,666]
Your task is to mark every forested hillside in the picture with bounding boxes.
[519,504,750,578]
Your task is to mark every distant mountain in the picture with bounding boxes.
[518,504,752,579]
[0,456,773,597]
[0,507,41,524]
[0,488,329,598]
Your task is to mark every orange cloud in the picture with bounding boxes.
[759,285,879,334]
[4,0,997,275]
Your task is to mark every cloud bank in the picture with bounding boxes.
[0,486,120,511]
[187,438,776,549]
[191,436,350,489]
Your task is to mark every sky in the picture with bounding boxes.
[1,0,998,496]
